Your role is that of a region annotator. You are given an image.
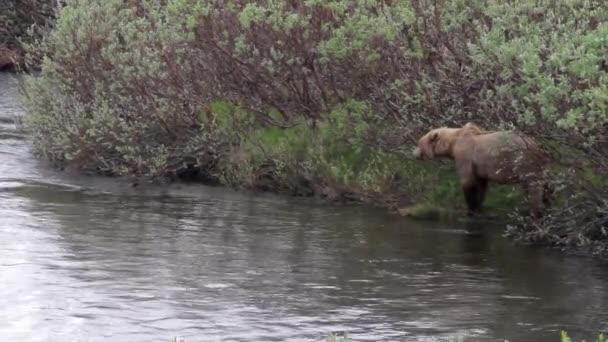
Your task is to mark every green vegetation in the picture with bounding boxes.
[561,331,606,342]
[325,332,349,342]
[20,0,608,256]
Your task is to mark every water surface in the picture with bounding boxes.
[1,72,607,342]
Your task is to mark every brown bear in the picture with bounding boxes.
[413,122,550,217]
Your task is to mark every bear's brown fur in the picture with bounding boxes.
[413,122,550,217]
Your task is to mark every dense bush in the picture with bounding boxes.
[22,0,608,255]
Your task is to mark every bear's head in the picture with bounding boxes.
[413,122,483,160]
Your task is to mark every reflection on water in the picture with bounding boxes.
[1,72,607,342]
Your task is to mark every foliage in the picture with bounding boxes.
[560,330,606,342]
[23,0,226,180]
[22,0,608,253]
[0,0,59,68]
[325,332,349,342]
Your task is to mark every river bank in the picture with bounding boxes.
[19,0,608,258]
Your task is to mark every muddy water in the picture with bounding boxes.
[0,72,607,342]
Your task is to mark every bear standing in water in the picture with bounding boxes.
[413,123,550,217]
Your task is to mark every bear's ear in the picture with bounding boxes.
[463,122,482,134]
[429,131,439,142]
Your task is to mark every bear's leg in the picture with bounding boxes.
[476,178,488,212]
[462,179,483,216]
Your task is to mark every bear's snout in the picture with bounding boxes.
[413,147,422,159]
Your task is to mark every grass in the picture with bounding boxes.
[397,203,457,221]
[561,330,607,342]
[208,99,529,223]
[185,100,529,224]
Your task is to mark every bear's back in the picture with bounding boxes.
[458,132,547,183]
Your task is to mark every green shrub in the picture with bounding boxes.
[23,0,225,178]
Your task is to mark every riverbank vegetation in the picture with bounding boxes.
[0,0,59,70]
[561,331,607,342]
[21,0,608,256]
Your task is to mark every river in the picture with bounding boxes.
[0,72,607,342]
